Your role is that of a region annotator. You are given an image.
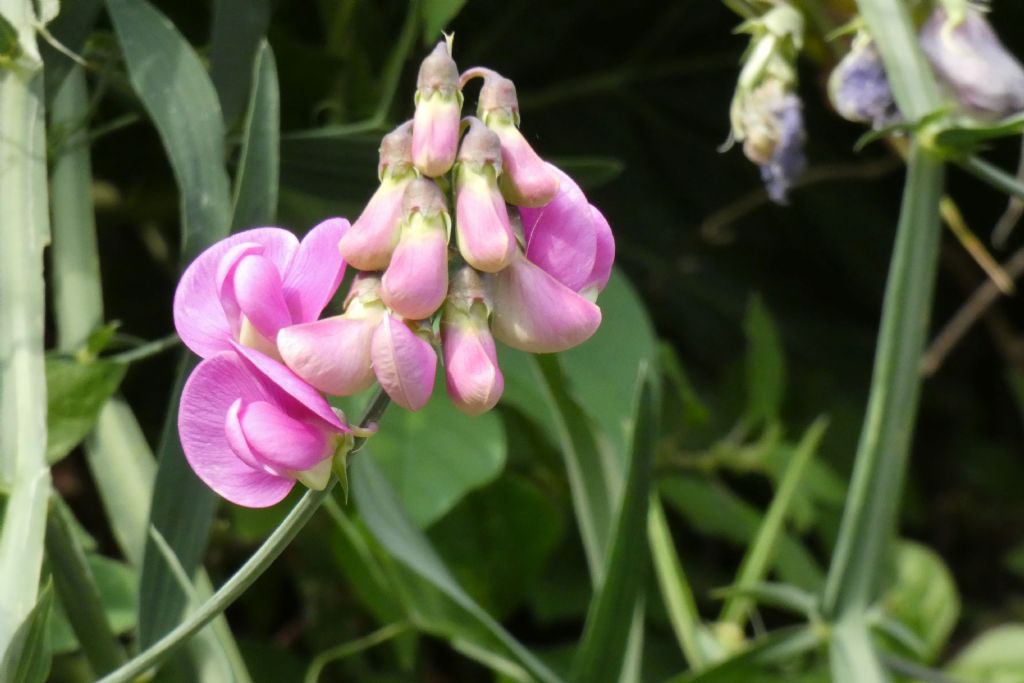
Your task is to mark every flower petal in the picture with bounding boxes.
[225,398,281,475]
[582,205,615,296]
[412,95,461,177]
[455,170,516,273]
[230,341,347,431]
[339,180,407,271]
[381,217,449,320]
[371,316,437,411]
[519,165,597,292]
[442,316,504,416]
[278,316,379,396]
[179,353,294,507]
[282,217,350,324]
[491,254,602,353]
[233,254,293,339]
[237,400,332,472]
[492,122,560,207]
[174,229,297,358]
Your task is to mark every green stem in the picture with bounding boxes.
[303,621,410,683]
[97,390,391,683]
[720,418,827,627]
[823,144,944,617]
[959,155,1024,203]
[45,499,126,675]
[0,0,52,654]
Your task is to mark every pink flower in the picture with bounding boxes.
[339,123,415,271]
[412,41,462,177]
[278,275,386,396]
[454,118,516,273]
[381,178,450,320]
[490,166,614,353]
[371,314,437,411]
[442,268,503,415]
[178,342,349,508]
[473,71,560,207]
[519,165,614,298]
[174,219,349,360]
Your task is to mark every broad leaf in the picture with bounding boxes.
[881,540,959,662]
[45,357,126,464]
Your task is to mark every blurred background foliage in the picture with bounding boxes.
[37,0,1024,680]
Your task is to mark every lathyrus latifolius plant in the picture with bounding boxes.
[173,39,614,507]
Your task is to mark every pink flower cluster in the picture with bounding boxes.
[174,41,614,507]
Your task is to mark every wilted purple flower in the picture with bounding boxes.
[828,39,899,128]
[758,91,806,204]
[920,7,1024,119]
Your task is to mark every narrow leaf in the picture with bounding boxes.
[45,357,126,464]
[571,375,657,683]
[0,584,54,683]
[209,0,270,126]
[231,40,279,230]
[351,452,564,683]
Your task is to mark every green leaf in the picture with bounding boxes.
[366,381,506,527]
[0,583,53,683]
[430,474,564,619]
[230,40,279,231]
[714,582,819,620]
[421,0,466,43]
[45,357,127,464]
[106,0,232,258]
[561,270,658,470]
[881,541,959,662]
[209,0,270,126]
[49,554,138,654]
[45,501,126,674]
[351,451,564,683]
[660,477,824,589]
[947,625,1024,682]
[719,418,826,626]
[648,496,707,670]
[829,619,888,683]
[934,112,1024,149]
[665,626,822,683]
[570,376,656,683]
[743,295,785,427]
[0,12,22,62]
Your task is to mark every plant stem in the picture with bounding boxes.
[960,155,1024,203]
[97,390,391,683]
[823,144,944,617]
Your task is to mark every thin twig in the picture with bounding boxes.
[992,136,1024,248]
[922,244,1024,375]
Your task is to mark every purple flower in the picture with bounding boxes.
[758,91,806,205]
[178,342,349,508]
[371,314,437,411]
[490,167,614,353]
[173,219,349,360]
[920,7,1024,119]
[829,40,899,128]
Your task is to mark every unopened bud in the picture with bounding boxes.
[412,42,463,176]
[455,118,516,273]
[442,270,503,416]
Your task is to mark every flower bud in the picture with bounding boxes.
[278,275,386,396]
[371,314,437,411]
[442,268,503,415]
[381,178,451,320]
[454,118,516,272]
[828,37,898,129]
[476,71,559,207]
[339,123,415,270]
[490,251,602,353]
[920,7,1024,119]
[412,41,463,177]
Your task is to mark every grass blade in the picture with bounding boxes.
[534,353,614,584]
[648,496,706,670]
[45,499,126,675]
[209,0,270,126]
[231,40,279,230]
[719,418,827,626]
[0,583,54,683]
[0,0,52,654]
[570,374,657,683]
